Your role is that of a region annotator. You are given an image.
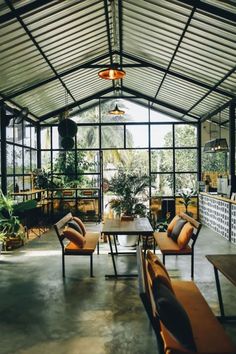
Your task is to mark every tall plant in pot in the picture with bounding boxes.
[0,190,25,250]
[106,171,150,246]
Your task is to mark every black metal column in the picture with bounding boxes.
[197,121,202,181]
[36,123,41,169]
[229,101,235,191]
[0,104,7,194]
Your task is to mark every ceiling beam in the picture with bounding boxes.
[0,0,56,24]
[5,0,77,105]
[39,87,113,122]
[4,53,111,100]
[201,99,235,123]
[152,2,198,104]
[122,86,200,120]
[177,0,236,22]
[184,65,236,119]
[103,0,113,64]
[121,52,234,99]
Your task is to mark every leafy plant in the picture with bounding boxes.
[0,189,21,239]
[178,189,196,215]
[107,171,150,217]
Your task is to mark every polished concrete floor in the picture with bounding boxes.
[0,224,236,354]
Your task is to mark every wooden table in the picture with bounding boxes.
[102,218,153,278]
[11,189,46,200]
[206,254,236,321]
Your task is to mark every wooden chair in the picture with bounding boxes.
[54,212,99,277]
[153,212,202,278]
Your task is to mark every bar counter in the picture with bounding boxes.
[199,192,236,244]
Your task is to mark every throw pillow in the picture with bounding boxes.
[153,280,197,352]
[170,218,187,242]
[68,220,83,235]
[63,227,85,248]
[147,258,174,294]
[177,222,194,249]
[167,215,180,237]
[73,216,86,236]
[146,250,171,281]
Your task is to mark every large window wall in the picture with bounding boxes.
[40,98,199,218]
[3,114,38,194]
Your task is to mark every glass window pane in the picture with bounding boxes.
[77,126,99,149]
[14,123,23,145]
[52,127,59,149]
[151,150,173,172]
[24,125,31,146]
[6,122,14,142]
[175,149,197,172]
[31,150,37,172]
[7,177,14,194]
[74,105,99,123]
[24,148,31,173]
[175,124,197,147]
[80,151,100,173]
[41,151,51,171]
[101,126,124,148]
[31,126,37,148]
[6,144,14,174]
[175,173,198,192]
[126,125,148,148]
[101,99,149,123]
[150,109,179,123]
[41,127,51,149]
[151,174,174,196]
[15,146,23,174]
[151,125,173,147]
[24,175,32,190]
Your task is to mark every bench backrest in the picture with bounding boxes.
[54,212,73,248]
[136,245,164,353]
[179,212,202,247]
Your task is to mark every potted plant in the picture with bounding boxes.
[106,171,150,246]
[0,190,26,250]
[178,189,196,216]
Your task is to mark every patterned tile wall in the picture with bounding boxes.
[199,194,230,241]
[231,204,236,244]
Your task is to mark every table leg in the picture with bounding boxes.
[214,266,225,319]
[107,234,117,277]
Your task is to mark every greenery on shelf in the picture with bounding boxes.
[106,171,150,217]
[0,190,25,245]
[178,189,196,215]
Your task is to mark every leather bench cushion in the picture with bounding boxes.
[65,232,99,255]
[161,280,236,354]
[154,232,191,254]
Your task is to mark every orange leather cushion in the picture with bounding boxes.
[167,215,180,236]
[146,250,171,280]
[147,258,174,294]
[73,216,86,236]
[63,227,86,248]
[177,222,193,250]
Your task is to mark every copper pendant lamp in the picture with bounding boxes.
[109,104,125,115]
[98,63,126,80]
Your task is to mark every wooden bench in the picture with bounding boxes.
[153,212,202,278]
[137,246,236,354]
[54,212,99,277]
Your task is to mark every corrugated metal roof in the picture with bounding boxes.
[0,0,235,123]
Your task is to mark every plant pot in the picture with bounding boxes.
[117,234,138,247]
[5,236,24,251]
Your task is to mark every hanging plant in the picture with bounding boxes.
[58,119,77,137]
[61,137,74,150]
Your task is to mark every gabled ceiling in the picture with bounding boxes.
[0,0,235,125]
